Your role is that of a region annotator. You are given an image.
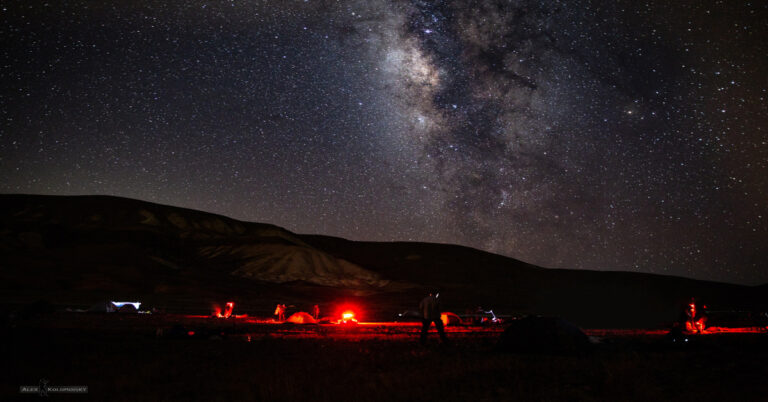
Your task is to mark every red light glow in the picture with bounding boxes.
[214,302,235,318]
[339,310,358,324]
[685,318,708,333]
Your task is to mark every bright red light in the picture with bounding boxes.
[696,320,705,332]
[339,310,358,324]
[214,301,235,318]
[685,317,708,333]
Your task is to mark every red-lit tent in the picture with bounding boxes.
[441,312,463,326]
[286,312,316,324]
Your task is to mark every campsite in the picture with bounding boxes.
[4,307,768,401]
[3,0,768,398]
[2,195,768,400]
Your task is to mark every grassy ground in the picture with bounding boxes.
[3,315,768,401]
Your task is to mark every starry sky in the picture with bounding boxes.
[2,0,767,285]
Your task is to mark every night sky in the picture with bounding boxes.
[2,0,766,285]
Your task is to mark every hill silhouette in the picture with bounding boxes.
[1,194,765,327]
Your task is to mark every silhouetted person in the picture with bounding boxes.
[274,304,286,321]
[687,297,704,333]
[419,290,447,345]
[475,306,485,325]
[684,297,712,333]
[312,304,320,320]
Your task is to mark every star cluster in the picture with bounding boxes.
[1,0,766,284]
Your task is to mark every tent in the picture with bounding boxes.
[497,316,591,353]
[440,312,463,326]
[87,301,117,313]
[117,303,138,313]
[286,312,316,324]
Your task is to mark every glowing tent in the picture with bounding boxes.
[286,312,317,324]
[441,312,463,327]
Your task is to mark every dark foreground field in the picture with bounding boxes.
[3,314,768,401]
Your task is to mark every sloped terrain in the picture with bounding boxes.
[299,235,767,327]
[200,243,388,288]
[0,194,387,312]
[1,194,766,327]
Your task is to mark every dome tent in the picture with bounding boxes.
[440,312,463,326]
[286,312,316,324]
[497,316,591,354]
[87,301,117,313]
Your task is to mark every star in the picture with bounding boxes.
[0,0,766,284]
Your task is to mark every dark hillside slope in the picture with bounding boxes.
[1,194,765,327]
[0,194,386,311]
[301,235,766,327]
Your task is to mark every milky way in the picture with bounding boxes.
[1,0,766,284]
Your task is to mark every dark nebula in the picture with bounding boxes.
[2,0,766,284]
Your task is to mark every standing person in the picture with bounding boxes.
[686,298,697,332]
[419,290,447,345]
[274,303,286,322]
[312,304,320,320]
